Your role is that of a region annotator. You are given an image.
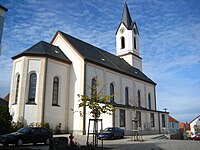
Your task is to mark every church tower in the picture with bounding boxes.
[116,2,142,71]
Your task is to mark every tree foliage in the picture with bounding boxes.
[78,80,115,119]
[0,106,12,134]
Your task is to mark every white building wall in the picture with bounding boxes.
[52,33,85,134]
[190,116,200,135]
[24,59,43,125]
[44,59,70,131]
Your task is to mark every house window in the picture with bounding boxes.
[28,73,37,103]
[121,36,125,49]
[125,87,129,105]
[134,37,137,49]
[136,111,141,127]
[52,77,59,105]
[120,109,125,127]
[148,93,151,110]
[15,75,20,103]
[110,83,114,103]
[150,113,155,127]
[172,123,174,128]
[137,90,141,107]
[162,114,166,127]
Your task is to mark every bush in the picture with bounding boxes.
[10,117,24,132]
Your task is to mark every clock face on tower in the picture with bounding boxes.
[120,27,125,34]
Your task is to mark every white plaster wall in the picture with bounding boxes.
[146,85,156,110]
[9,58,23,123]
[116,23,134,53]
[44,59,69,131]
[24,59,42,125]
[52,33,85,133]
[190,117,200,135]
[133,59,142,71]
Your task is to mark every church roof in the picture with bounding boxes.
[0,5,8,12]
[121,1,133,29]
[12,41,71,64]
[58,31,156,85]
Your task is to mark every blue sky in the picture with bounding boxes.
[0,0,199,123]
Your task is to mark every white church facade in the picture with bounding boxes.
[9,2,169,135]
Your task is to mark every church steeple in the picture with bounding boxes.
[121,1,133,29]
[116,1,142,71]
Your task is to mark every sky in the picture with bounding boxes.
[0,0,199,123]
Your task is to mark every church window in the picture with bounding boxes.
[162,114,166,127]
[137,90,141,107]
[121,36,125,49]
[91,78,97,99]
[150,113,155,127]
[148,93,151,110]
[136,111,141,127]
[28,73,37,103]
[15,75,20,103]
[110,83,114,103]
[134,37,137,49]
[52,77,59,105]
[125,87,129,105]
[120,109,125,127]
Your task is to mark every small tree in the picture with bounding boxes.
[0,105,12,134]
[78,80,115,147]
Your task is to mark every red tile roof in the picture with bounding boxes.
[169,115,179,123]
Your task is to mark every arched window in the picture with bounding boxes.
[15,75,20,103]
[110,83,114,103]
[125,87,129,105]
[121,36,125,49]
[148,93,151,110]
[134,37,137,49]
[137,90,141,107]
[52,77,59,105]
[91,78,97,99]
[28,73,37,103]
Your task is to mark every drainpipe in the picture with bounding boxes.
[83,60,87,135]
[41,57,48,123]
[158,112,161,134]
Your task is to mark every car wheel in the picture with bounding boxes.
[33,142,37,145]
[16,139,23,146]
[44,138,50,145]
[121,133,124,139]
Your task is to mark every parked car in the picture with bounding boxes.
[97,127,124,139]
[0,127,53,146]
[191,134,200,140]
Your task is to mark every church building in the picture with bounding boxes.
[9,2,169,135]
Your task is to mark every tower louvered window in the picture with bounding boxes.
[121,36,125,49]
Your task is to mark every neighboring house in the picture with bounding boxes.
[179,122,190,139]
[0,4,8,55]
[9,2,169,135]
[168,115,179,134]
[190,115,200,136]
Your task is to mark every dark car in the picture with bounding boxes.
[0,127,53,146]
[191,134,200,140]
[97,127,124,139]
